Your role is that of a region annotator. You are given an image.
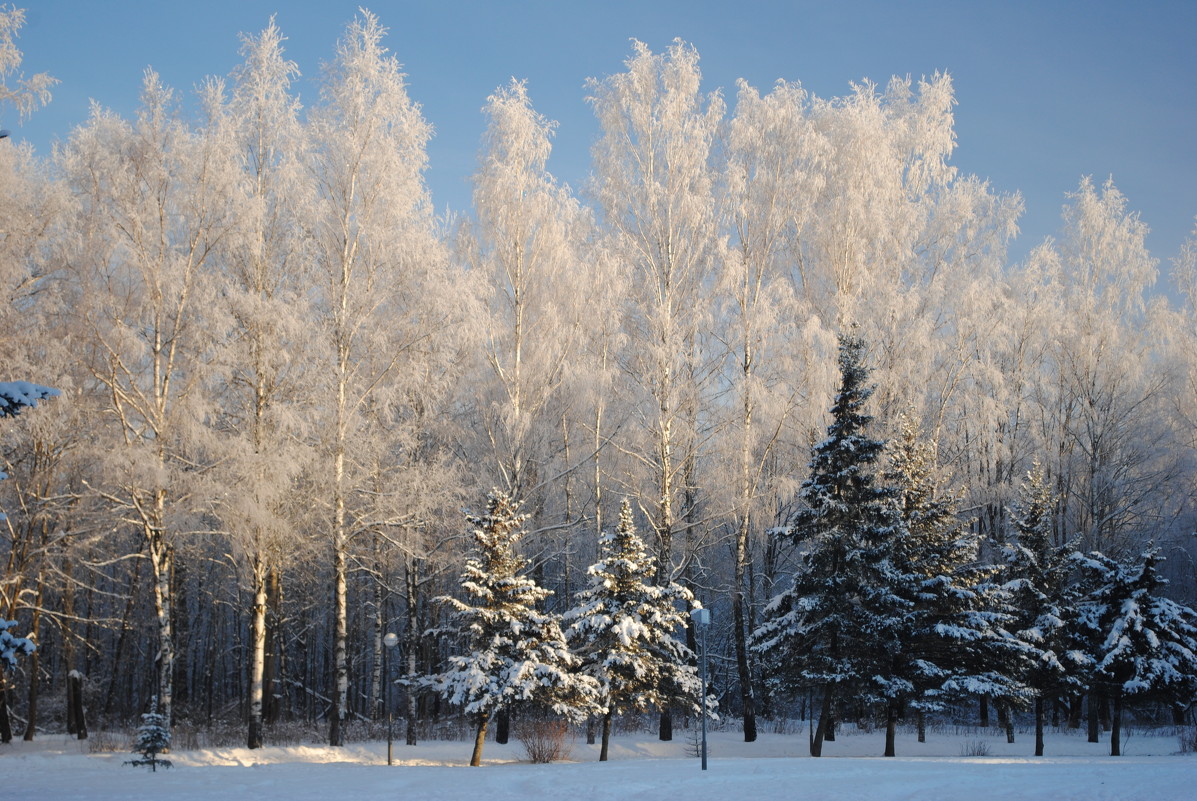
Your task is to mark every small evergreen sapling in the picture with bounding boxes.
[126,697,172,770]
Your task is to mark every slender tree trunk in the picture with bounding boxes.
[371,533,385,721]
[884,702,897,757]
[654,365,676,748]
[979,696,989,727]
[917,710,926,743]
[659,707,673,741]
[561,413,574,602]
[329,438,348,747]
[1035,695,1045,756]
[811,689,832,757]
[586,716,596,745]
[0,686,11,743]
[22,577,43,740]
[404,556,419,747]
[404,553,418,747]
[470,714,489,766]
[247,555,267,749]
[148,526,175,730]
[63,560,78,736]
[496,708,510,744]
[1110,690,1122,756]
[600,709,612,761]
[263,566,281,725]
[732,531,757,743]
[1087,692,1100,743]
[68,671,87,739]
[733,341,758,743]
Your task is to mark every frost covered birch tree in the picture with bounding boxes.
[0,5,54,126]
[1030,178,1178,558]
[61,71,235,728]
[210,20,311,749]
[716,77,837,742]
[588,40,723,739]
[305,11,452,745]
[468,78,589,515]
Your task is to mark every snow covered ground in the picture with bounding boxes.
[2,725,1191,801]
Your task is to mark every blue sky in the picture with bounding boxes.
[10,0,1197,269]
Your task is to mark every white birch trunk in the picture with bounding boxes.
[247,555,267,748]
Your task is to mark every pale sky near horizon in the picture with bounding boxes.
[8,0,1196,274]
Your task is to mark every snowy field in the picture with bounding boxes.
[3,725,1191,801]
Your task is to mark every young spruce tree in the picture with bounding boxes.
[1077,549,1197,756]
[127,696,171,771]
[565,499,707,761]
[1002,464,1086,756]
[888,421,1032,753]
[431,490,600,766]
[752,334,908,756]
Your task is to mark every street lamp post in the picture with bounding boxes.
[690,607,710,771]
[383,631,399,765]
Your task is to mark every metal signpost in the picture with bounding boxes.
[690,607,710,771]
[383,631,399,765]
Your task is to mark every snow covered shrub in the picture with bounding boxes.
[960,739,991,757]
[125,697,172,771]
[1179,726,1197,755]
[517,716,574,763]
[88,728,125,754]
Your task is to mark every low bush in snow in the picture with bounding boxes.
[517,717,574,763]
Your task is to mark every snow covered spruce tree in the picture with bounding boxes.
[304,10,457,746]
[1076,550,1197,756]
[0,619,33,671]
[885,421,1033,754]
[565,498,708,761]
[752,333,910,756]
[430,490,600,766]
[1001,464,1087,755]
[126,696,171,771]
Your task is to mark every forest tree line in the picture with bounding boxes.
[2,9,1196,754]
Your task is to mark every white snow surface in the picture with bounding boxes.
[2,726,1189,800]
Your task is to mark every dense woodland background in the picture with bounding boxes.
[2,9,1196,752]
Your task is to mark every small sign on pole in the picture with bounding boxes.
[690,608,711,771]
